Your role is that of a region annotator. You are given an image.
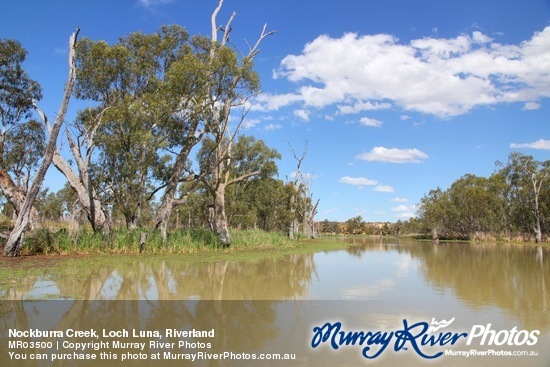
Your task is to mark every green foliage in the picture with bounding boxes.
[1,23,295,251]
[0,39,44,204]
[227,177,293,232]
[346,215,365,234]
[232,135,281,178]
[417,153,549,241]
[2,119,45,187]
[74,25,207,228]
[319,219,337,234]
[0,39,42,129]
[71,24,265,232]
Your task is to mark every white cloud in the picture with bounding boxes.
[395,212,416,219]
[523,102,541,110]
[392,204,418,219]
[374,185,394,193]
[392,205,410,212]
[357,147,428,163]
[293,109,310,121]
[337,101,391,114]
[391,197,409,202]
[289,171,318,180]
[257,26,550,118]
[242,118,261,129]
[340,176,379,186]
[264,123,282,131]
[510,139,550,150]
[253,92,303,111]
[359,117,382,127]
[472,31,492,44]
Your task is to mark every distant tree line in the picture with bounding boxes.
[319,152,548,243]
[318,217,396,237]
[0,2,319,256]
[415,153,549,242]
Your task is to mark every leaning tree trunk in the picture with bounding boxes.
[51,150,111,234]
[432,227,440,243]
[155,136,200,241]
[0,169,41,229]
[155,157,186,241]
[4,29,79,257]
[156,192,175,242]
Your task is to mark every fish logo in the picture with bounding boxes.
[427,317,455,333]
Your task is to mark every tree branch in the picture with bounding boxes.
[211,0,224,42]
[225,170,260,187]
[246,23,276,59]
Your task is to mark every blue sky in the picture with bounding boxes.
[2,0,549,222]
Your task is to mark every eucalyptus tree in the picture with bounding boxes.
[0,39,42,228]
[73,25,209,230]
[497,153,549,242]
[2,120,45,197]
[446,174,503,236]
[197,135,280,245]
[418,188,450,240]
[346,216,365,235]
[3,29,80,256]
[195,0,275,245]
[417,153,549,241]
[226,177,293,232]
[49,107,112,233]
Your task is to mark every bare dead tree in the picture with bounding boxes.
[287,140,307,239]
[286,139,320,239]
[4,28,80,257]
[300,179,320,239]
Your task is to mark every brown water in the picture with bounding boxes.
[1,238,549,366]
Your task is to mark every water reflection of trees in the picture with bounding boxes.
[2,253,316,301]
[407,242,550,331]
[330,238,549,331]
[0,299,285,367]
[1,254,316,365]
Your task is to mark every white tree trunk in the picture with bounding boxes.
[213,188,230,246]
[51,150,110,234]
[4,29,79,257]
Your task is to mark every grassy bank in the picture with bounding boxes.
[17,227,308,256]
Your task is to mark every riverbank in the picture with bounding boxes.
[0,232,356,295]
